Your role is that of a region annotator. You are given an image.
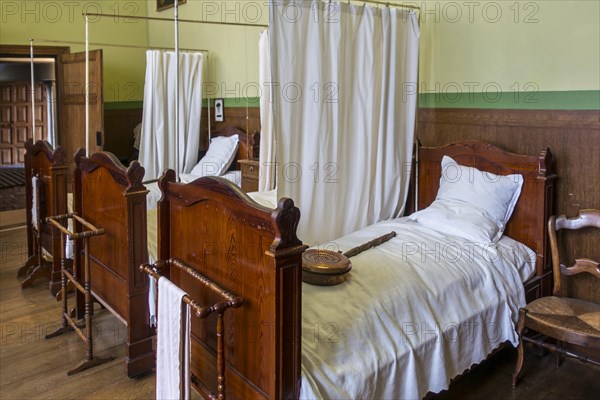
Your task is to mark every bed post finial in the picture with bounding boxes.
[25,138,34,153]
[271,197,303,251]
[74,148,86,169]
[538,147,553,177]
[125,161,145,192]
[51,146,66,166]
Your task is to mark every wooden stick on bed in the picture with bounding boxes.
[342,231,397,258]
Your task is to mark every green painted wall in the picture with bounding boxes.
[0,0,149,102]
[416,0,600,109]
[145,0,599,109]
[2,0,598,109]
[146,0,266,101]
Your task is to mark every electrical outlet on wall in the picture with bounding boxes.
[215,99,224,122]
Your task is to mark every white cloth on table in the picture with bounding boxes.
[156,276,191,400]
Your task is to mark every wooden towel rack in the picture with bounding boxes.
[140,258,244,400]
[45,212,113,375]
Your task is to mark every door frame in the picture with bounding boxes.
[0,45,70,151]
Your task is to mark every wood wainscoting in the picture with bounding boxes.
[104,105,260,165]
[200,106,260,153]
[417,108,600,303]
[103,107,143,164]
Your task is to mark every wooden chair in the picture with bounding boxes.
[512,209,600,387]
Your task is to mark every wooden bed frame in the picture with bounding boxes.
[417,141,556,301]
[17,125,245,289]
[210,125,251,168]
[17,139,69,295]
[156,171,306,399]
[152,140,555,399]
[73,149,154,378]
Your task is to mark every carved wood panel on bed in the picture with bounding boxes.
[157,171,306,399]
[73,149,154,378]
[18,139,68,295]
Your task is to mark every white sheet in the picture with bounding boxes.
[299,217,532,399]
[247,189,278,209]
[145,171,241,210]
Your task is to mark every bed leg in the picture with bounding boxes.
[512,308,527,388]
[20,260,50,289]
[124,294,155,378]
[17,254,36,278]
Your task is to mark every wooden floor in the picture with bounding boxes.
[1,225,599,399]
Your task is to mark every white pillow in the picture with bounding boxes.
[408,198,501,244]
[437,156,523,240]
[190,134,239,177]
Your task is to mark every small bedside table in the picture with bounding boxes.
[238,159,259,192]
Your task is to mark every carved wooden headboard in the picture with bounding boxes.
[211,125,249,167]
[418,141,556,298]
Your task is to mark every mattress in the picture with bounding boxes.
[298,218,534,399]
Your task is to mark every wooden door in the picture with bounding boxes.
[0,82,46,165]
[57,49,103,161]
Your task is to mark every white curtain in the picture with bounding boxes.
[139,50,203,180]
[270,1,420,245]
[258,29,276,191]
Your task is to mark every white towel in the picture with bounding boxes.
[156,277,191,400]
[148,263,157,327]
[31,175,39,231]
[65,218,74,259]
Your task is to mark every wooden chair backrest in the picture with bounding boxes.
[548,209,600,297]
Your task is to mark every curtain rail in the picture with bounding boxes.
[29,39,208,53]
[357,0,420,11]
[83,12,268,28]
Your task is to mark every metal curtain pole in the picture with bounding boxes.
[83,12,268,28]
[207,52,211,143]
[29,38,208,53]
[175,0,180,181]
[352,0,420,11]
[85,15,90,156]
[29,39,36,142]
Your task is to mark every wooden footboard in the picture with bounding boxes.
[19,139,68,295]
[157,171,306,399]
[73,149,154,378]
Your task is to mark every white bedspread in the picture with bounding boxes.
[247,189,278,209]
[299,218,533,399]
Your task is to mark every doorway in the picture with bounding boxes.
[0,58,56,165]
[0,45,68,212]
